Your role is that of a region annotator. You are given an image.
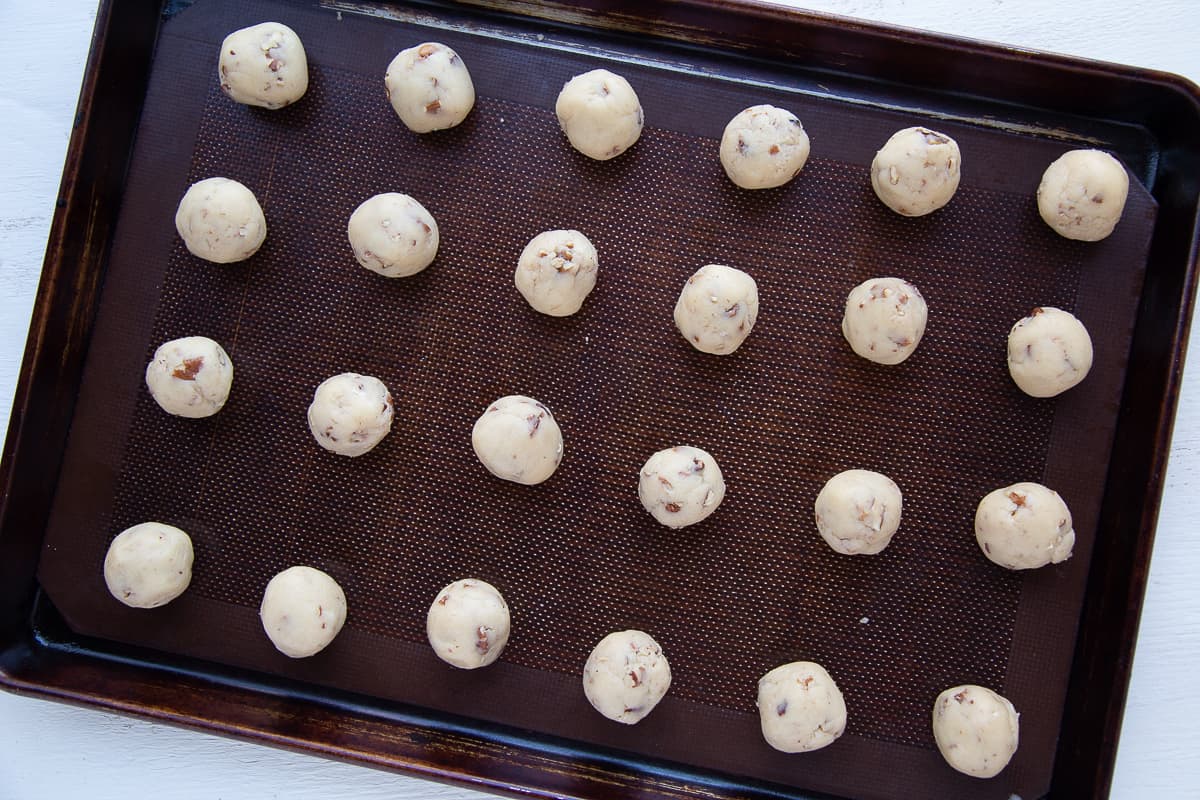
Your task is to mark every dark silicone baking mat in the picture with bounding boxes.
[37,1,1156,798]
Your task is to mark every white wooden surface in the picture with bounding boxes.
[1,1,1196,797]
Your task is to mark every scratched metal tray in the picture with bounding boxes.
[1,1,1198,799]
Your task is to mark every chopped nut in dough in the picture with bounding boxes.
[582,629,671,724]
[674,264,759,355]
[870,126,961,216]
[219,22,308,109]
[975,481,1074,570]
[757,661,847,753]
[932,684,1019,778]
[719,104,811,189]
[638,446,726,528]
[555,69,643,160]
[1037,149,1129,241]
[385,42,475,133]
[814,469,903,555]
[1006,306,1093,397]
[515,230,599,316]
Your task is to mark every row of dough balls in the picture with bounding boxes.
[167,179,1095,396]
[139,333,1075,572]
[215,21,1131,240]
[101,528,1018,780]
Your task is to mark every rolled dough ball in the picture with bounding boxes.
[307,373,394,457]
[674,264,759,355]
[145,335,234,418]
[841,277,928,365]
[719,105,811,190]
[814,469,903,555]
[932,684,1019,778]
[1037,149,1129,242]
[1006,306,1093,397]
[347,193,439,278]
[756,661,847,753]
[870,126,961,216]
[426,578,511,669]
[555,69,643,160]
[385,42,475,133]
[582,630,671,724]
[514,229,599,316]
[259,566,347,658]
[218,22,308,109]
[174,177,266,264]
[103,522,194,609]
[472,395,563,485]
[638,446,726,528]
[975,482,1075,570]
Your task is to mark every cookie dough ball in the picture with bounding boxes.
[932,685,1020,778]
[582,630,671,724]
[719,105,811,190]
[515,230,599,316]
[756,661,847,753]
[814,469,903,555]
[555,69,643,161]
[103,522,194,609]
[842,277,928,365]
[385,42,475,133]
[145,335,234,418]
[1007,306,1093,397]
[347,193,439,278]
[307,373,394,457]
[426,578,511,669]
[472,395,563,485]
[1037,149,1129,242]
[975,482,1075,570]
[259,566,347,658]
[638,446,726,528]
[174,177,266,264]
[218,22,308,109]
[871,126,961,216]
[674,264,759,355]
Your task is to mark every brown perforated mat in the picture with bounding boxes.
[37,1,1157,798]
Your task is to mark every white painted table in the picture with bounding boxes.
[1,1,1196,797]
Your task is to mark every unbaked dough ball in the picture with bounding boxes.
[218,22,308,109]
[514,230,599,316]
[385,42,475,133]
[756,661,847,753]
[426,578,511,669]
[145,335,234,418]
[1037,149,1129,242]
[347,193,439,278]
[1006,306,1093,397]
[307,373,394,457]
[975,482,1074,570]
[555,69,643,161]
[841,277,928,365]
[870,126,961,216]
[103,522,194,609]
[814,469,903,555]
[638,446,726,528]
[174,177,266,264]
[472,395,563,485]
[259,566,347,658]
[719,105,811,190]
[582,630,671,724]
[674,264,759,355]
[932,684,1019,778]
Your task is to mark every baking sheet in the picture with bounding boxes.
[37,1,1156,798]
